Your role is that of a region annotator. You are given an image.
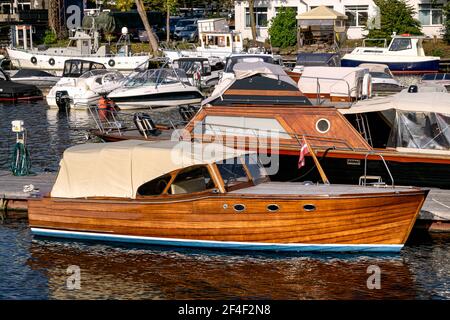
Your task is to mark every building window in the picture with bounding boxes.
[275,6,298,15]
[345,5,369,27]
[245,7,268,28]
[419,4,443,26]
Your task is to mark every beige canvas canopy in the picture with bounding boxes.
[51,140,250,199]
[338,91,450,115]
[297,6,348,20]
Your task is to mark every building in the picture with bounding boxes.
[234,0,447,41]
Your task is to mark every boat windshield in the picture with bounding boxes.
[370,71,393,79]
[174,59,210,76]
[79,69,112,78]
[216,154,268,189]
[225,55,274,73]
[124,68,190,87]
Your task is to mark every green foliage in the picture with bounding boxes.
[43,30,57,45]
[116,0,135,11]
[366,0,422,41]
[443,2,450,45]
[268,7,297,48]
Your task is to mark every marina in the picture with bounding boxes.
[0,2,450,303]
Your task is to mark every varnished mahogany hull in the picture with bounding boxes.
[28,190,427,252]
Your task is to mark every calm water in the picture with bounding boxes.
[0,101,449,300]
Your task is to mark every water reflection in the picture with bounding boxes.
[27,239,416,300]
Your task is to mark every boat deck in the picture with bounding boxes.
[231,182,420,196]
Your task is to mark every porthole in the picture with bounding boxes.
[315,118,331,134]
[267,204,280,212]
[233,204,246,212]
[303,204,316,212]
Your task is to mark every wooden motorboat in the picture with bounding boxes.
[28,140,428,253]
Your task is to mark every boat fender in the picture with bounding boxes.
[30,56,37,64]
[108,59,115,67]
[48,58,55,66]
[362,73,372,99]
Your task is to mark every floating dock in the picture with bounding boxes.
[0,169,449,231]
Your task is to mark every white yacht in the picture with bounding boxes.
[341,35,440,74]
[107,68,204,110]
[163,18,244,68]
[358,63,403,93]
[7,25,149,75]
[46,59,125,109]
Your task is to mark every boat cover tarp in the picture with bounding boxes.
[338,91,450,115]
[202,61,298,106]
[51,140,250,199]
[298,66,368,98]
[11,69,57,78]
[339,91,450,150]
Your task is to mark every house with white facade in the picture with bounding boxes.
[234,0,447,41]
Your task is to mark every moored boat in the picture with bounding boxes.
[28,140,428,253]
[341,35,440,75]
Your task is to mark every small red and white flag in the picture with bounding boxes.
[298,138,310,169]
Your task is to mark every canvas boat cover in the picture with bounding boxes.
[338,90,450,115]
[339,91,450,151]
[298,66,368,98]
[51,140,250,199]
[202,61,298,105]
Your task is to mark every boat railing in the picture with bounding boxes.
[298,75,355,106]
[361,151,395,188]
[9,47,150,58]
[198,122,356,152]
[86,105,184,136]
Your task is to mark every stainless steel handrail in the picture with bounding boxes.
[363,151,395,188]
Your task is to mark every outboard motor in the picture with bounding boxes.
[55,91,71,112]
[133,113,161,138]
[408,85,418,93]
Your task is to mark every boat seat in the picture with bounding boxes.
[170,177,206,194]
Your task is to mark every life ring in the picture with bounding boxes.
[48,58,55,66]
[108,59,115,67]
[30,56,37,64]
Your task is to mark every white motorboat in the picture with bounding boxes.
[163,19,244,68]
[47,59,125,109]
[107,68,204,110]
[341,35,440,74]
[7,25,149,75]
[358,63,403,93]
[8,69,60,88]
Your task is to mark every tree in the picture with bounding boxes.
[443,2,450,44]
[135,0,160,53]
[164,0,178,42]
[268,7,297,48]
[248,0,257,41]
[366,0,422,41]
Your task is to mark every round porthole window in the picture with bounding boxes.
[315,118,331,134]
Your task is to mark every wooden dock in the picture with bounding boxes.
[0,170,56,217]
[0,169,449,230]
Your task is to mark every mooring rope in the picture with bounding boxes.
[10,142,31,176]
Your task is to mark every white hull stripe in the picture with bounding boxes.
[31,228,403,253]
